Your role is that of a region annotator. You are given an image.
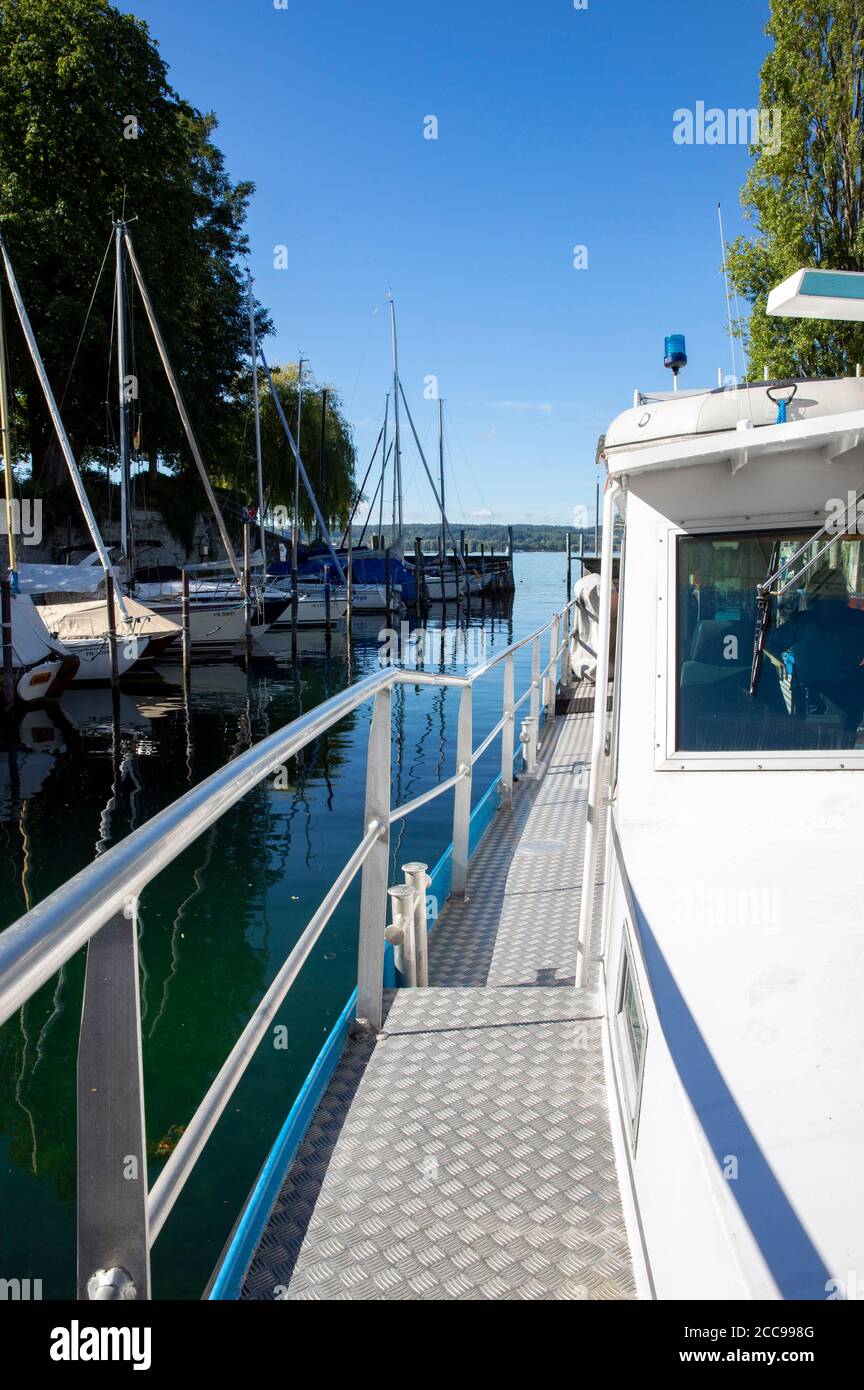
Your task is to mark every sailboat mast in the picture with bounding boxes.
[0,286,17,575]
[115,221,132,566]
[0,231,125,609]
[122,228,241,585]
[388,291,404,552]
[246,271,266,571]
[438,397,445,572]
[378,392,389,543]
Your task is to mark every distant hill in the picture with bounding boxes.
[369,524,597,554]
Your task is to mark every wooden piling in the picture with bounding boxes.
[2,577,14,711]
[243,520,252,667]
[414,536,427,616]
[346,528,353,636]
[105,574,119,691]
[181,568,191,690]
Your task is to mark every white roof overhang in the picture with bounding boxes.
[605,407,864,479]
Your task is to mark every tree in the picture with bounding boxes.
[225,361,357,537]
[727,0,864,379]
[0,0,271,487]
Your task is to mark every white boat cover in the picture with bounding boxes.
[16,562,115,596]
[38,595,180,643]
[11,593,66,667]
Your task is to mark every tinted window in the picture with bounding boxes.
[677,532,864,751]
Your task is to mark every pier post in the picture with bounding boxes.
[346,527,353,638]
[243,521,252,667]
[438,536,446,605]
[181,569,191,691]
[566,531,572,597]
[105,574,119,691]
[385,546,392,617]
[386,884,418,987]
[507,526,515,591]
[356,687,392,1031]
[414,536,426,616]
[501,652,515,806]
[323,563,331,637]
[451,685,473,899]
[2,577,14,711]
[77,898,150,1299]
[402,863,430,987]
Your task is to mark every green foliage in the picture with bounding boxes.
[0,0,271,481]
[727,0,864,377]
[224,361,357,535]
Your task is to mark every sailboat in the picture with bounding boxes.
[0,262,80,701]
[0,228,177,683]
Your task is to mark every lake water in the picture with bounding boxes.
[0,551,571,1299]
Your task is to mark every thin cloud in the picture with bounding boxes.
[485,400,553,413]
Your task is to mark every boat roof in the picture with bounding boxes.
[604,376,864,476]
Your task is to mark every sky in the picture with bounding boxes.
[123,0,774,527]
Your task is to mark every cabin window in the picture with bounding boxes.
[616,936,647,1137]
[676,531,864,752]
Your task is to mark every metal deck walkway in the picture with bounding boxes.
[242,710,636,1300]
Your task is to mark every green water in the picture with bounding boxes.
[0,553,569,1299]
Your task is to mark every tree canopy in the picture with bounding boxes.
[727,0,864,377]
[0,0,274,484]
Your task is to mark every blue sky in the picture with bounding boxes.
[123,0,773,526]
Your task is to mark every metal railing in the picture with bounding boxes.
[0,596,576,1299]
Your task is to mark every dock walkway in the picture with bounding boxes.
[242,709,636,1300]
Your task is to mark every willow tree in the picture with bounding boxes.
[225,362,357,537]
[0,0,269,487]
[727,0,864,378]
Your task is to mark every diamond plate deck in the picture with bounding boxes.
[242,711,635,1301]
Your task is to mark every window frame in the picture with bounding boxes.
[656,513,864,771]
[615,926,647,1147]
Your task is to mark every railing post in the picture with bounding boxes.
[501,652,515,806]
[356,686,392,1030]
[545,616,559,719]
[386,884,417,986]
[402,862,429,987]
[77,897,150,1300]
[530,634,540,729]
[451,684,473,900]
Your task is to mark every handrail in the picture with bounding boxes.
[0,599,579,1027]
[148,820,382,1241]
[0,592,577,1296]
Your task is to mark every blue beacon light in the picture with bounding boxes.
[664,334,687,391]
